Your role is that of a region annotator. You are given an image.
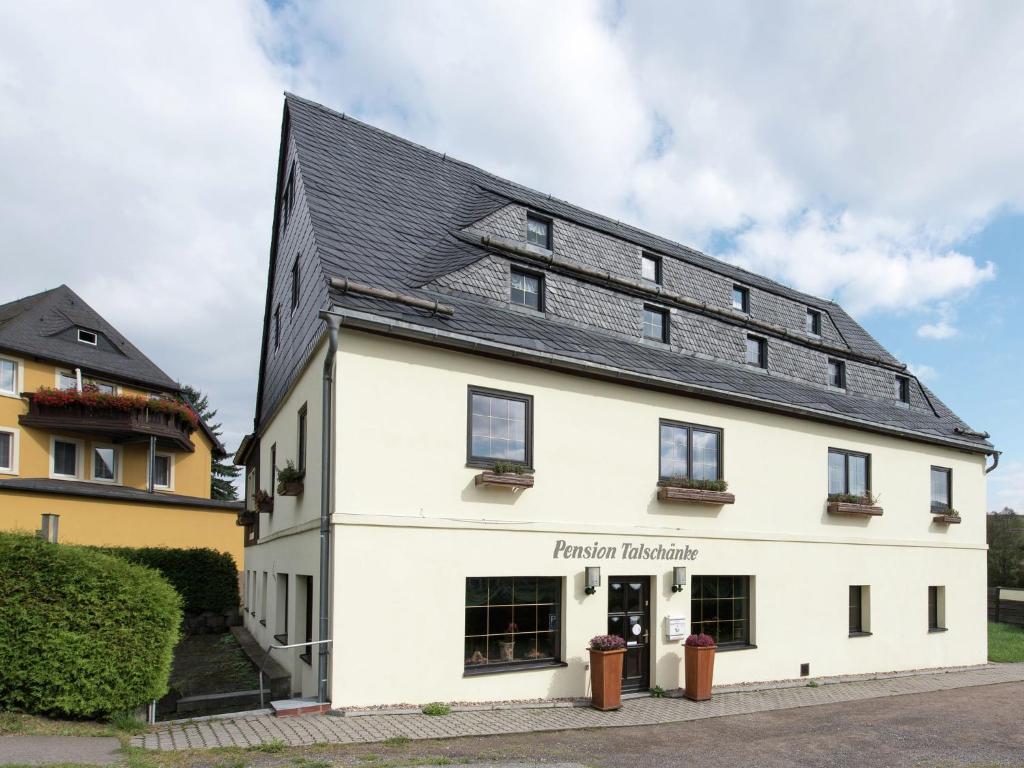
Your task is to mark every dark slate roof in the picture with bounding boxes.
[0,478,242,511]
[281,93,991,454]
[0,285,178,391]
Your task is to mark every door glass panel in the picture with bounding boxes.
[627,582,642,613]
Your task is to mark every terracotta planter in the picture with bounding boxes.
[684,644,716,701]
[589,648,626,711]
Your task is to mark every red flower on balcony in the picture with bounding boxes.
[30,386,199,429]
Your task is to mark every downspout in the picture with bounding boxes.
[986,451,1001,474]
[317,311,341,704]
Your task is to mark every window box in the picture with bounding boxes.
[236,510,257,527]
[278,481,304,496]
[827,499,883,516]
[657,485,735,505]
[276,460,304,496]
[475,470,534,489]
[254,490,274,515]
[932,511,961,525]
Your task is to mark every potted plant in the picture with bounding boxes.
[684,632,716,701]
[254,489,274,514]
[235,509,257,527]
[498,622,517,662]
[277,460,305,496]
[588,634,627,711]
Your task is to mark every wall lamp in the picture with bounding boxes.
[584,566,601,595]
[672,566,687,593]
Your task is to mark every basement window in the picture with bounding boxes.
[77,329,98,346]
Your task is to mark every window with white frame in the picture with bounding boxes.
[51,438,81,478]
[57,370,78,391]
[0,428,17,473]
[0,358,18,396]
[91,445,120,483]
[77,329,98,346]
[151,453,173,489]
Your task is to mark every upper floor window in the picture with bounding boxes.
[526,214,551,249]
[896,375,910,403]
[510,268,543,311]
[828,358,846,389]
[84,377,115,395]
[732,285,749,313]
[829,448,870,497]
[274,305,281,350]
[297,404,308,472]
[291,256,300,312]
[641,253,662,284]
[642,305,669,343]
[659,421,722,481]
[806,309,821,336]
[77,329,98,346]
[468,387,532,468]
[281,167,294,231]
[57,371,78,391]
[930,466,951,511]
[0,357,17,396]
[745,335,766,368]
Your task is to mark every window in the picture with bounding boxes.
[270,443,277,497]
[745,335,766,368]
[84,377,115,394]
[259,571,269,625]
[691,576,751,647]
[52,438,80,478]
[291,256,300,311]
[849,585,869,635]
[77,329,98,346]
[301,575,314,664]
[57,371,78,391]
[928,586,945,631]
[0,358,17,396]
[274,305,281,350]
[931,466,952,511]
[828,358,846,389]
[91,445,119,483]
[297,404,307,472]
[0,429,15,473]
[641,253,662,284]
[281,167,294,231]
[152,453,172,489]
[806,309,821,336]
[642,305,669,343]
[659,421,722,481]
[510,268,543,311]
[828,448,870,497]
[465,576,562,671]
[732,285,749,313]
[468,387,532,467]
[526,214,551,249]
[275,574,289,643]
[896,375,910,403]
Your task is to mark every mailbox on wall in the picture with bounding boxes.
[664,615,687,640]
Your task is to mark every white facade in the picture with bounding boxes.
[244,329,988,707]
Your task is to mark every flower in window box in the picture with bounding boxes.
[276,460,305,496]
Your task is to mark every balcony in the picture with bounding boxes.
[19,390,197,453]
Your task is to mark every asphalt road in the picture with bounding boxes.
[362,681,1024,768]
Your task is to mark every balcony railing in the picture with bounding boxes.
[19,394,196,453]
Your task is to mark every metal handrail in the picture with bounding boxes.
[258,639,333,710]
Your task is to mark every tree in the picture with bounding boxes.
[180,384,240,501]
[987,508,1024,588]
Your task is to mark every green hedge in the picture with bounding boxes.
[0,533,181,718]
[93,546,239,614]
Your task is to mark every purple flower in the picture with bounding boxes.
[589,634,626,651]
[685,632,716,647]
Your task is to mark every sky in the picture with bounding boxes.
[0,1,1021,510]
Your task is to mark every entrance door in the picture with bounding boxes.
[607,576,650,692]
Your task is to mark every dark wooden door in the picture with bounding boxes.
[607,576,650,692]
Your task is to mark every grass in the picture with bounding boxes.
[0,711,140,740]
[989,621,1024,662]
[420,703,450,716]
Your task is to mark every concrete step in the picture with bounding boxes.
[271,698,331,717]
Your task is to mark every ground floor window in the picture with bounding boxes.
[301,575,313,665]
[929,586,946,631]
[465,576,561,671]
[849,585,870,636]
[690,575,751,647]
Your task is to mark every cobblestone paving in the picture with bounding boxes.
[134,663,1024,751]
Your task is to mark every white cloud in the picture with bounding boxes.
[917,321,959,340]
[906,362,938,382]
[989,460,1024,514]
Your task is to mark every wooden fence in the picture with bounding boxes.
[988,587,1024,626]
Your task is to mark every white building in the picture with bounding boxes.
[236,94,997,709]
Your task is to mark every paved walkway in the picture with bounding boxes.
[0,735,122,765]
[134,663,1024,751]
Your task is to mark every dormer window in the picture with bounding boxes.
[641,253,662,285]
[746,335,766,368]
[642,305,669,343]
[511,268,543,311]
[896,375,910,403]
[828,358,847,389]
[806,309,821,336]
[732,286,750,313]
[526,214,551,249]
[77,329,98,346]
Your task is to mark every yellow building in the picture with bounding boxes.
[0,285,243,564]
